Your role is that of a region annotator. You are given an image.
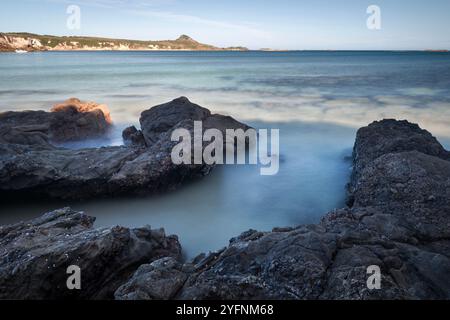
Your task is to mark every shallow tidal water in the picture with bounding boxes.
[0,121,355,258]
[1,51,450,257]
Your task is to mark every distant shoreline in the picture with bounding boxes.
[2,32,448,53]
[2,49,449,53]
[0,32,248,52]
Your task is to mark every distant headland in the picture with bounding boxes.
[0,32,248,52]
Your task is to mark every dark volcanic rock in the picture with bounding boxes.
[116,119,450,300]
[0,98,112,145]
[115,257,188,300]
[0,207,181,299]
[353,119,449,167]
[347,119,450,205]
[0,111,54,147]
[0,97,250,199]
[138,97,252,146]
[122,125,146,147]
[0,144,143,199]
[139,96,211,146]
[351,151,450,208]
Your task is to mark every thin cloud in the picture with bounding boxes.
[26,0,272,43]
[127,9,270,39]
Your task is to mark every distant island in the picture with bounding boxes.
[0,33,248,52]
[424,49,449,53]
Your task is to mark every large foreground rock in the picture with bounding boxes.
[116,119,450,300]
[347,119,450,206]
[0,97,250,199]
[0,208,181,299]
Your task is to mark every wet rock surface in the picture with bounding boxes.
[0,97,249,199]
[0,208,181,299]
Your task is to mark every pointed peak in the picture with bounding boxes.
[176,35,195,42]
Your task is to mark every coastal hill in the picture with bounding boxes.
[0,32,248,52]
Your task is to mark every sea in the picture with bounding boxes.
[1,51,449,258]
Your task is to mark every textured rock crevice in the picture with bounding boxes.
[0,208,182,299]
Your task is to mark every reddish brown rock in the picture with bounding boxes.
[0,98,112,145]
[51,98,112,125]
[49,98,112,142]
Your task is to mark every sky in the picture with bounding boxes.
[0,0,449,50]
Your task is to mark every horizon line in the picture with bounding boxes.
[1,31,449,52]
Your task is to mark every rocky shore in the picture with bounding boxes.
[0,96,249,199]
[0,98,449,299]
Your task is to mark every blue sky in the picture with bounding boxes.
[1,0,449,50]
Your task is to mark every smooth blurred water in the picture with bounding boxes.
[1,51,449,257]
[1,51,450,136]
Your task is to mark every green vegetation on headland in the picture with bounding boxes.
[0,32,248,52]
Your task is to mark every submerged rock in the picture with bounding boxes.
[0,97,250,199]
[0,208,181,299]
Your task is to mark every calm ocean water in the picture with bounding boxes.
[1,51,450,257]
